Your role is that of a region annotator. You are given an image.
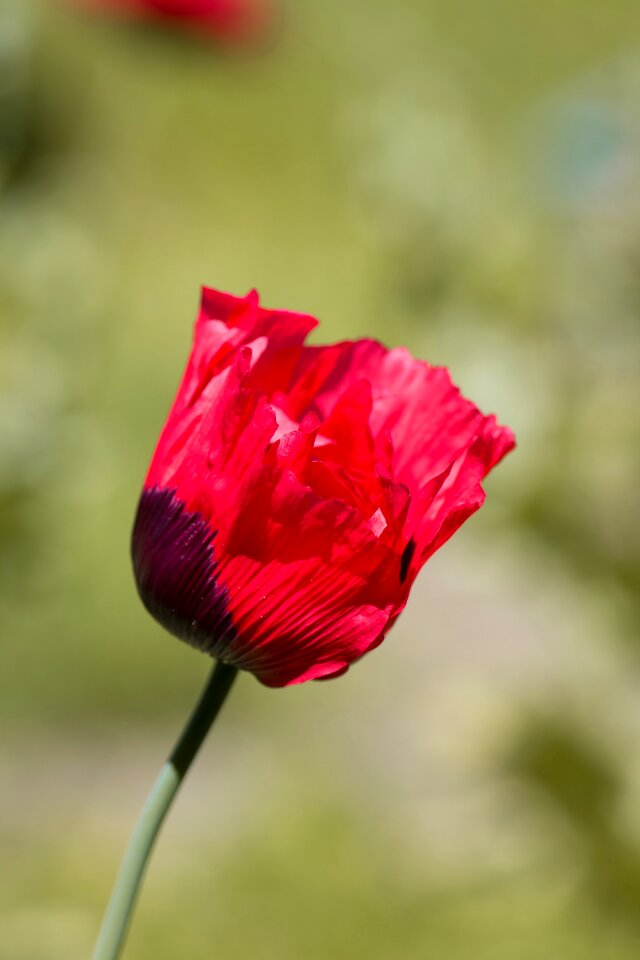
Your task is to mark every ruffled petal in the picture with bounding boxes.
[407,416,515,583]
[281,338,512,491]
[215,473,402,685]
[145,288,317,526]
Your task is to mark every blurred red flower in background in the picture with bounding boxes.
[132,288,515,687]
[75,0,272,44]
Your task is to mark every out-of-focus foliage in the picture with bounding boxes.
[1,1,639,958]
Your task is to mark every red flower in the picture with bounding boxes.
[75,0,271,44]
[132,288,515,687]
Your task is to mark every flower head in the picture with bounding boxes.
[75,0,271,44]
[132,288,515,686]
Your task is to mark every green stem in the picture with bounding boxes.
[91,660,238,960]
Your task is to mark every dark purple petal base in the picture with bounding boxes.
[131,487,235,657]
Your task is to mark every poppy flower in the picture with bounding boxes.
[74,0,271,44]
[132,287,515,687]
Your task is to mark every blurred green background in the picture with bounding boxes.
[1,0,640,957]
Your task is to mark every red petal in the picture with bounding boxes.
[283,339,512,489]
[216,475,402,685]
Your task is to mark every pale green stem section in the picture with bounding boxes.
[91,660,238,960]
